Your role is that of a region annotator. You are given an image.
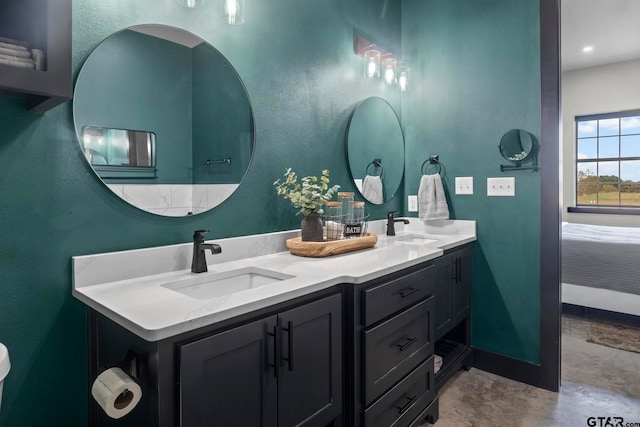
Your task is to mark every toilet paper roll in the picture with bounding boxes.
[91,367,142,419]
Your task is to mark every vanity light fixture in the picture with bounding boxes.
[364,49,381,79]
[178,0,205,8]
[224,0,244,24]
[382,57,397,85]
[398,62,410,92]
[354,34,406,90]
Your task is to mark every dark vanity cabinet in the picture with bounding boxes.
[179,294,343,427]
[0,0,72,112]
[347,263,440,427]
[434,246,471,340]
[88,290,343,427]
[433,245,473,391]
[87,245,473,427]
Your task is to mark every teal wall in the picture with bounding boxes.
[74,30,194,184]
[0,0,402,426]
[402,0,541,363]
[191,42,252,184]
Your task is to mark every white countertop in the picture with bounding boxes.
[72,219,476,341]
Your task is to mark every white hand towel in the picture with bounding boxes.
[418,174,450,220]
[362,175,384,205]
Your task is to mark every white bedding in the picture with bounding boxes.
[562,222,640,315]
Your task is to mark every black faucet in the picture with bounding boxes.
[191,229,222,273]
[386,211,410,236]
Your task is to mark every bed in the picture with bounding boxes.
[562,222,640,316]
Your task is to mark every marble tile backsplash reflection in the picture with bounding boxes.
[107,184,239,216]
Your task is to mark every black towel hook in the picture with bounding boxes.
[365,158,384,178]
[421,155,443,176]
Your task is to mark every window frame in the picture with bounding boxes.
[570,110,640,215]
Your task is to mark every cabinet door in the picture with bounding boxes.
[453,246,472,323]
[278,294,343,427]
[180,316,278,427]
[434,254,454,341]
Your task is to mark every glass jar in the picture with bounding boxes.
[324,201,343,240]
[337,192,354,222]
[324,201,343,220]
[345,201,365,238]
[350,201,365,223]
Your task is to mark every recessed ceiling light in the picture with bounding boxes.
[582,46,594,53]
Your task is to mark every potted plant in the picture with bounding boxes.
[274,168,340,242]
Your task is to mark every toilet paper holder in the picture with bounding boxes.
[92,349,143,419]
[114,350,139,380]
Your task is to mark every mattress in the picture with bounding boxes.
[562,223,640,296]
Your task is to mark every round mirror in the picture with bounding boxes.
[73,24,254,216]
[346,97,404,205]
[499,129,536,164]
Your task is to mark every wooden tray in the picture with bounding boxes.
[286,233,378,257]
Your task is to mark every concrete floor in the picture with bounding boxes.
[428,315,640,426]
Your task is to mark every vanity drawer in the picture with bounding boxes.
[363,296,434,405]
[364,356,435,427]
[363,263,435,327]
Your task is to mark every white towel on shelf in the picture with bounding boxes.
[434,355,443,374]
[362,175,384,204]
[0,37,30,49]
[0,41,28,51]
[418,174,450,220]
[0,46,31,58]
[0,57,34,69]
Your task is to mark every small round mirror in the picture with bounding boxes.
[499,129,537,164]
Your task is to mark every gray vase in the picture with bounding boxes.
[301,212,323,242]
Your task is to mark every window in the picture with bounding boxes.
[576,111,640,208]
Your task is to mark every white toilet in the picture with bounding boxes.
[0,343,9,412]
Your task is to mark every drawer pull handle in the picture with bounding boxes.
[398,287,420,298]
[395,394,418,414]
[281,321,294,371]
[266,325,279,378]
[395,336,418,351]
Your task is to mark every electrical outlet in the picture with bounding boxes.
[487,177,515,196]
[408,195,418,212]
[455,177,473,195]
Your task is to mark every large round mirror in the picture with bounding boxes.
[346,97,404,205]
[73,24,254,216]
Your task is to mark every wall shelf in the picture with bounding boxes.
[0,0,72,113]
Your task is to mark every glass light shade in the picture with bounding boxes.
[382,58,397,85]
[363,49,381,79]
[224,0,245,24]
[178,0,205,8]
[398,64,410,92]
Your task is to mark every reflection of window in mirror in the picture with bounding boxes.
[82,126,157,179]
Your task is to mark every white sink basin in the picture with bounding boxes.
[394,235,439,246]
[161,267,295,300]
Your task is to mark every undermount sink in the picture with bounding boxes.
[161,267,295,300]
[394,235,439,245]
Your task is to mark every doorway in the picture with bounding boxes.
[558,0,640,413]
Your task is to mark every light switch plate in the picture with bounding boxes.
[455,177,473,195]
[408,195,418,212]
[487,177,515,196]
